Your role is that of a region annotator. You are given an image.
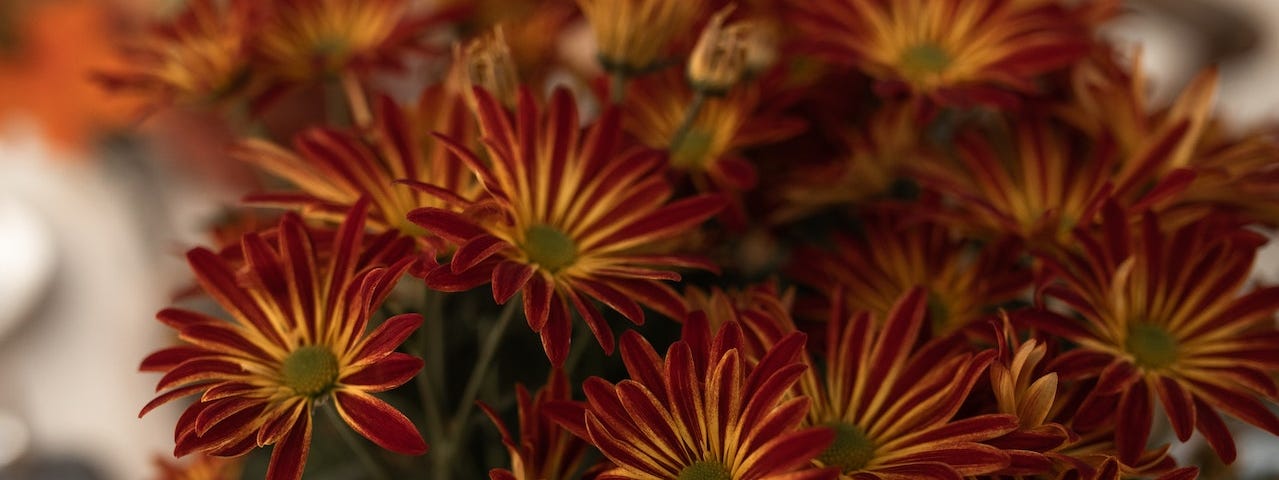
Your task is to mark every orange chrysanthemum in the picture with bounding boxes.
[98,0,253,111]
[547,316,838,479]
[481,369,590,480]
[576,0,705,74]
[236,91,479,250]
[153,453,242,480]
[140,201,427,480]
[1059,49,1279,228]
[1025,205,1279,465]
[625,70,804,199]
[408,87,724,364]
[774,100,932,222]
[790,208,1031,336]
[803,288,1018,478]
[253,0,451,85]
[789,0,1102,106]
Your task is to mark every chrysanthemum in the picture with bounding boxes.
[481,369,590,480]
[774,100,931,222]
[253,0,450,84]
[803,288,1018,478]
[547,316,838,479]
[235,91,479,251]
[408,87,725,364]
[788,0,1100,106]
[576,0,705,74]
[790,208,1030,337]
[153,453,241,480]
[1059,49,1279,228]
[625,70,805,193]
[97,0,253,111]
[1026,205,1279,464]
[140,201,427,480]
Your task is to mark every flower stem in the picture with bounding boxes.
[415,288,445,468]
[321,401,390,480]
[450,297,520,431]
[340,71,372,128]
[610,71,628,105]
[669,91,707,150]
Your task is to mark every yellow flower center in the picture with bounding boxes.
[819,422,876,473]
[899,43,951,78]
[671,130,715,170]
[281,346,340,397]
[677,461,732,480]
[523,225,578,272]
[1125,323,1179,370]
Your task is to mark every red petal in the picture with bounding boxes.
[451,235,510,273]
[492,261,535,304]
[523,272,554,331]
[265,410,312,480]
[406,208,487,243]
[334,390,428,455]
[352,313,422,365]
[540,295,572,366]
[1154,376,1196,441]
[140,346,205,372]
[342,352,423,392]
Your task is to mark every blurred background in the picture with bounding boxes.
[0,0,1278,478]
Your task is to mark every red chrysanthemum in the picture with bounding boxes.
[803,288,1018,478]
[140,201,427,480]
[481,368,591,480]
[547,316,838,479]
[408,87,725,364]
[1026,205,1279,465]
[788,0,1108,106]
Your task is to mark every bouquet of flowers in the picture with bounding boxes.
[100,0,1279,478]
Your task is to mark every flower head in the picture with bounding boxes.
[153,453,241,480]
[409,87,724,365]
[140,201,427,480]
[547,316,838,479]
[236,92,480,251]
[1027,204,1279,465]
[790,0,1100,106]
[97,0,254,111]
[790,207,1031,336]
[577,0,705,74]
[803,288,1018,477]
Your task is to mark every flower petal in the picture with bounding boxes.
[334,390,428,455]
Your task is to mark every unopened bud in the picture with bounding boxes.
[687,7,748,95]
[457,27,519,109]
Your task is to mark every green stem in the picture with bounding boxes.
[320,401,390,480]
[563,321,595,376]
[610,71,628,105]
[669,91,707,151]
[450,298,520,431]
[415,290,445,466]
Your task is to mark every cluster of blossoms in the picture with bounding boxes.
[109,0,1279,479]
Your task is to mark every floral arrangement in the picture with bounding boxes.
[100,0,1279,479]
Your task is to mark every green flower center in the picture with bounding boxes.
[523,224,578,272]
[671,130,715,170]
[1125,323,1179,370]
[281,346,340,397]
[677,461,733,480]
[818,422,876,473]
[900,43,951,76]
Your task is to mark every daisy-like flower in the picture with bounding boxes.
[625,70,805,194]
[547,315,838,479]
[774,100,932,222]
[235,91,479,251]
[408,87,725,364]
[253,0,452,85]
[790,207,1030,337]
[153,453,241,480]
[788,0,1099,106]
[804,288,1018,478]
[1026,204,1279,465]
[97,0,253,112]
[140,201,427,480]
[577,0,705,75]
[1059,49,1279,228]
[480,369,590,480]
